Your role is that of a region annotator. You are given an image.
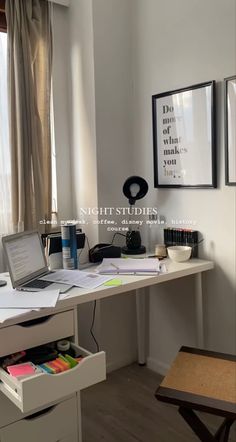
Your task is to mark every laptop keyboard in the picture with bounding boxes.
[23,279,53,289]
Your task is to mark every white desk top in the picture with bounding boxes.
[0,259,213,328]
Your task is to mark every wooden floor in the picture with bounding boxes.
[82,364,236,442]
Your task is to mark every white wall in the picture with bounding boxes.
[92,0,138,370]
[52,4,73,221]
[69,0,99,246]
[54,0,236,373]
[131,0,236,373]
[52,1,99,235]
[92,0,133,236]
[65,0,137,369]
[67,0,100,354]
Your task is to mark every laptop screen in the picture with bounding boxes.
[3,231,47,284]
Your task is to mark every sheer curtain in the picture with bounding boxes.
[6,0,53,233]
[0,32,12,271]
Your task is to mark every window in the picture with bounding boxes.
[0,1,11,271]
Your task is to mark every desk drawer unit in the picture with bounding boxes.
[0,392,23,429]
[0,311,74,358]
[0,396,78,442]
[0,343,106,413]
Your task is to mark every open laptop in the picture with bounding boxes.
[2,231,72,293]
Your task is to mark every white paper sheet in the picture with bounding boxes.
[0,289,60,309]
[40,269,113,289]
[0,309,34,323]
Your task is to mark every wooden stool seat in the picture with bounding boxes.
[155,347,236,442]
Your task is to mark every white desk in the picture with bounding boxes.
[0,258,213,441]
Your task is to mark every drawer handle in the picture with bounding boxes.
[24,405,56,420]
[19,316,52,327]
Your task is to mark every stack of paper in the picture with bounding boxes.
[40,269,113,289]
[0,289,60,309]
[0,309,34,324]
[0,289,60,324]
[97,258,162,274]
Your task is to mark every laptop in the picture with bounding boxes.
[2,231,72,293]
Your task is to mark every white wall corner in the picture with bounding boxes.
[147,357,170,377]
[106,355,138,374]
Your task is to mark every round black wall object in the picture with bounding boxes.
[123,176,148,205]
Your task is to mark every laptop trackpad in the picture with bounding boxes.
[46,283,72,294]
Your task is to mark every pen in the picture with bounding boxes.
[111,263,120,271]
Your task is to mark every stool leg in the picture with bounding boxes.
[179,407,215,442]
[214,418,234,442]
[195,273,204,348]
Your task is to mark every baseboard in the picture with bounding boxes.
[106,356,171,376]
[147,357,170,376]
[106,355,137,373]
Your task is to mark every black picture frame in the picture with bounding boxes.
[152,81,216,188]
[225,75,236,186]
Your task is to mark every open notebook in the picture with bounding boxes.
[96,258,164,274]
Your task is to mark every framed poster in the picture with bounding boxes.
[225,75,236,185]
[152,81,216,188]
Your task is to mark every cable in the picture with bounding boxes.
[86,235,91,250]
[111,232,126,244]
[90,300,100,352]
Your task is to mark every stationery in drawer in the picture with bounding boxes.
[0,311,74,358]
[0,396,78,442]
[0,344,106,413]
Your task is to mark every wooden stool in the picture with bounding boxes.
[155,347,236,442]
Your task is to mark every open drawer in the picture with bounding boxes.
[0,344,106,413]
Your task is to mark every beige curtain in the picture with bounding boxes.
[6,0,52,232]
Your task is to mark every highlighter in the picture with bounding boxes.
[48,361,61,374]
[43,363,57,374]
[64,354,78,368]
[58,354,70,370]
[40,363,54,374]
[52,358,66,372]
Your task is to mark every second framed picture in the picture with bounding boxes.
[152,81,216,188]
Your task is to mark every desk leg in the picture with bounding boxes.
[195,273,204,348]
[136,288,147,365]
[76,392,83,442]
[74,307,83,442]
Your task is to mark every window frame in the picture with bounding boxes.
[0,0,6,33]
